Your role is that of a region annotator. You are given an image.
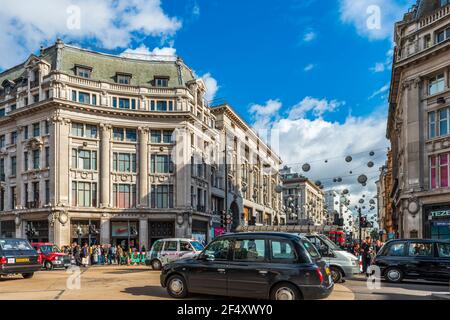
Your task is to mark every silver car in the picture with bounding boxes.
[145,238,204,270]
[303,234,360,283]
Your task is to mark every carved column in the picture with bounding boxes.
[100,124,111,208]
[138,127,149,207]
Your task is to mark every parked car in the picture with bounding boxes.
[146,238,205,270]
[160,232,334,300]
[31,242,72,270]
[302,233,360,283]
[0,238,42,279]
[372,239,450,283]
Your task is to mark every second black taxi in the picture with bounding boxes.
[160,232,334,300]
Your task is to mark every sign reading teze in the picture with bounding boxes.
[431,210,450,218]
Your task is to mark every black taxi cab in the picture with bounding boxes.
[0,238,42,279]
[160,232,334,300]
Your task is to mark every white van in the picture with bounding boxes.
[145,238,205,270]
[302,233,360,283]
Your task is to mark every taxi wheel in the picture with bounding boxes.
[167,275,188,299]
[151,259,162,270]
[384,267,403,283]
[330,267,343,283]
[45,261,53,270]
[270,283,302,301]
[22,273,34,279]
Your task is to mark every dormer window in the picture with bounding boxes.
[75,65,92,78]
[116,73,131,85]
[154,76,169,87]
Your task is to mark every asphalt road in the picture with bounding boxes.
[0,265,448,300]
[342,274,450,300]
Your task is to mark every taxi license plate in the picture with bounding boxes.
[325,267,331,275]
[15,258,30,263]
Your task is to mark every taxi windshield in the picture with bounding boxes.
[40,245,60,254]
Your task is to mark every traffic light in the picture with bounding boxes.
[220,211,227,228]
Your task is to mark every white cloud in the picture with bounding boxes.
[249,99,282,132]
[121,45,177,61]
[288,97,344,119]
[370,46,394,73]
[0,0,182,69]
[370,63,386,73]
[201,73,219,102]
[249,97,389,214]
[303,31,317,42]
[369,83,390,100]
[339,0,410,40]
[304,64,315,72]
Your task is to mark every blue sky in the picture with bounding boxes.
[0,0,415,215]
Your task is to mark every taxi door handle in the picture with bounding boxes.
[217,268,226,274]
[258,270,268,275]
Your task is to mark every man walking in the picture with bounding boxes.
[361,236,373,275]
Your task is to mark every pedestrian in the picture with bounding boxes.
[92,245,98,265]
[81,243,89,267]
[361,237,373,275]
[111,244,117,264]
[117,245,124,265]
[375,240,383,254]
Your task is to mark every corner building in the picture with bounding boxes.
[387,0,450,239]
[0,40,283,248]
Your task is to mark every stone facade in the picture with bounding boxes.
[280,167,325,226]
[387,1,450,239]
[0,40,282,247]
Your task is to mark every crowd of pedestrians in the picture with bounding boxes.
[343,237,384,274]
[62,243,147,267]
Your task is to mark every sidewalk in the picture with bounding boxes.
[325,284,355,300]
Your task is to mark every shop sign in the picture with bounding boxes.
[431,210,450,218]
[434,221,450,227]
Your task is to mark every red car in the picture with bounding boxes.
[31,243,71,270]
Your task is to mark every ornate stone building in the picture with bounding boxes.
[387,0,450,239]
[0,40,283,247]
[279,167,325,227]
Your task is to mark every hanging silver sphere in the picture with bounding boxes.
[342,189,349,195]
[337,177,342,183]
[345,156,353,163]
[302,163,311,172]
[357,174,368,184]
[359,199,364,204]
[315,181,321,187]
[367,161,374,168]
[369,151,375,156]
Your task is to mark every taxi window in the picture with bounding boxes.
[437,243,450,258]
[152,241,164,252]
[180,241,193,252]
[386,242,406,256]
[164,241,178,251]
[271,240,296,261]
[233,239,266,262]
[408,242,433,257]
[203,239,231,261]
